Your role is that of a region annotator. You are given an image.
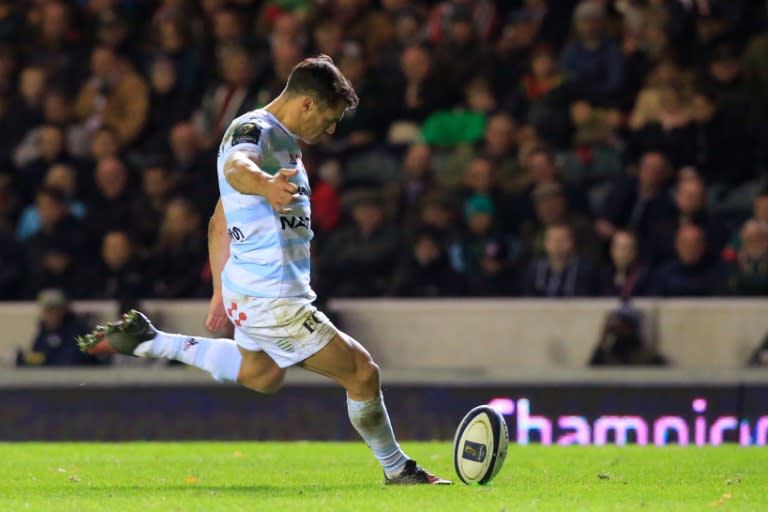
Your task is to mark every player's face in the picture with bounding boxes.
[302,99,346,144]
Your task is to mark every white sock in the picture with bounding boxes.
[347,392,409,477]
[134,332,242,383]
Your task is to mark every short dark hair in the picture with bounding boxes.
[285,54,359,110]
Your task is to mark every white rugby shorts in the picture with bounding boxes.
[221,286,338,368]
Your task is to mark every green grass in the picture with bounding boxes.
[1,443,767,511]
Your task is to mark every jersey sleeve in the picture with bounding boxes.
[219,118,270,164]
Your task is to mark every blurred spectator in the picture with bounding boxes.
[441,111,522,193]
[559,2,624,105]
[21,2,86,95]
[319,192,400,297]
[629,85,696,168]
[167,122,217,215]
[595,151,675,254]
[211,7,249,59]
[73,45,149,154]
[509,0,571,49]
[137,57,198,157]
[449,194,518,296]
[514,44,576,149]
[650,224,725,296]
[22,187,84,298]
[2,66,45,160]
[520,181,600,263]
[15,289,102,367]
[88,230,146,308]
[415,192,462,247]
[14,124,70,202]
[629,59,696,131]
[690,91,751,186]
[496,11,540,87]
[149,17,204,94]
[569,100,622,153]
[307,157,343,246]
[83,156,135,253]
[311,18,344,61]
[457,155,516,230]
[391,227,465,297]
[150,197,207,298]
[743,25,768,129]
[420,76,493,147]
[516,145,591,225]
[589,304,666,366]
[376,6,427,81]
[192,46,257,149]
[427,0,497,45]
[649,174,727,263]
[387,45,452,126]
[601,230,652,299]
[432,4,494,90]
[699,43,750,127]
[131,164,175,248]
[15,163,86,241]
[723,220,768,296]
[522,223,600,297]
[253,40,303,107]
[323,42,384,153]
[384,143,433,233]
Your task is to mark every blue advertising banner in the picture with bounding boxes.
[2,384,766,445]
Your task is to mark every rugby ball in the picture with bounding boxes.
[453,405,509,485]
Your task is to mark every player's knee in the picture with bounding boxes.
[352,359,380,395]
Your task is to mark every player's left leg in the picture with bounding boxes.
[78,311,242,384]
[299,331,452,485]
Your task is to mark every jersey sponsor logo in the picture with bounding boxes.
[280,215,311,231]
[231,122,262,146]
[228,226,244,241]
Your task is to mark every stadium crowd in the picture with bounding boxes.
[1,0,767,304]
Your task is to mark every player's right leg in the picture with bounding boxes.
[76,310,285,392]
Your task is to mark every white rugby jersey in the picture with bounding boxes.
[217,110,315,299]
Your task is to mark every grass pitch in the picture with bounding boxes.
[1,442,767,511]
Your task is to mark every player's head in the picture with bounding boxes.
[283,54,359,143]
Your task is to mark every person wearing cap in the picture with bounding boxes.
[521,180,601,264]
[559,1,624,105]
[16,289,103,367]
[448,193,519,296]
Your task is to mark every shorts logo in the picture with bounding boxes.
[226,302,248,327]
[183,338,198,351]
[303,311,322,333]
[275,339,295,353]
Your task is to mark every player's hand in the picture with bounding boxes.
[205,293,229,332]
[267,168,299,213]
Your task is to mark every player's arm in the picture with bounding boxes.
[208,198,229,296]
[223,150,299,213]
[205,198,230,331]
